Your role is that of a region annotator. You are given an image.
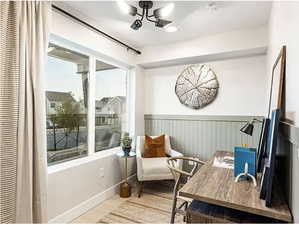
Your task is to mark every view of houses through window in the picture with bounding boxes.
[45,43,89,166]
[45,43,127,166]
[94,60,127,152]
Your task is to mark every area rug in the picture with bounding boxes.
[97,181,184,224]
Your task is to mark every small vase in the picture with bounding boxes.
[122,146,131,156]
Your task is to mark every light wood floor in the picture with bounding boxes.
[71,181,184,224]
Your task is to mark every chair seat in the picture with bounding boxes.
[142,157,173,177]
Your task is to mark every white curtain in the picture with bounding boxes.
[0,1,51,223]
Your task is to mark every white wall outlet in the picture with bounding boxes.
[99,168,104,178]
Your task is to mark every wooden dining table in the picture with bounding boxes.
[179,151,293,223]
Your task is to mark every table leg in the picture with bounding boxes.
[125,157,128,182]
[120,156,131,198]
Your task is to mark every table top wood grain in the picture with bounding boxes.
[179,151,293,222]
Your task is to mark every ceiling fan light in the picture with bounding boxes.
[129,6,137,16]
[155,19,172,28]
[117,0,137,16]
[130,19,142,30]
[153,3,174,18]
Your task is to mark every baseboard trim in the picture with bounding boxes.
[48,174,136,224]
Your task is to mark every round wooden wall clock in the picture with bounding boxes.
[175,64,219,109]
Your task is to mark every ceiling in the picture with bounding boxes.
[54,1,271,49]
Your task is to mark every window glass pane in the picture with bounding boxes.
[95,60,127,152]
[45,43,89,166]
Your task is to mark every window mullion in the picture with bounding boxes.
[88,56,96,155]
[126,69,133,135]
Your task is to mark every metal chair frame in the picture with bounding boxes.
[167,157,205,224]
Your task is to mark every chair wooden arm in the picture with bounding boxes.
[168,156,205,166]
[167,156,206,223]
[167,157,206,177]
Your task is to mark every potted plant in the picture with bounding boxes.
[121,132,132,156]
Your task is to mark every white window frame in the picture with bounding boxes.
[47,34,132,168]
[92,56,130,155]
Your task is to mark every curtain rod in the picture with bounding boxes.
[51,4,142,55]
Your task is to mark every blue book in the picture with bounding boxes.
[234,147,256,177]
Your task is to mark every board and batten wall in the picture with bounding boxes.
[145,115,262,160]
[144,55,267,160]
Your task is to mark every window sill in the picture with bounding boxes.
[47,147,122,175]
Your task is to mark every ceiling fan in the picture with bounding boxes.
[117,0,175,31]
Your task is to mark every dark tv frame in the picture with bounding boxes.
[256,118,270,173]
[259,109,280,207]
[267,46,286,118]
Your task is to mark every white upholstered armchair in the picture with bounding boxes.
[136,135,183,197]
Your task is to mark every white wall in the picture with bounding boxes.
[138,26,268,65]
[51,11,137,67]
[48,11,140,223]
[267,2,299,126]
[267,2,299,222]
[48,153,135,222]
[128,66,145,137]
[144,55,267,116]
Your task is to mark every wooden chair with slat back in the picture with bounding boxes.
[167,157,205,224]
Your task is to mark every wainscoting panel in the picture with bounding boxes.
[144,115,263,160]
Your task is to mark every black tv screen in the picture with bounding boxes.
[259,109,280,207]
[256,118,270,173]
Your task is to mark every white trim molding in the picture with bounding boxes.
[48,174,136,223]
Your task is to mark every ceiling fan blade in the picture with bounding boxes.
[117,0,137,16]
[153,3,174,19]
[155,19,172,28]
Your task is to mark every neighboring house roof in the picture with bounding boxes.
[95,97,113,111]
[107,96,126,106]
[95,96,126,111]
[114,96,126,102]
[46,91,75,103]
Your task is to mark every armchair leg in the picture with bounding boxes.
[138,181,144,198]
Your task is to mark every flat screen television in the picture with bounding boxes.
[256,118,270,173]
[259,109,280,207]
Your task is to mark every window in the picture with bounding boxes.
[45,39,130,166]
[94,60,127,152]
[45,43,89,166]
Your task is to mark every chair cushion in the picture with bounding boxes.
[141,157,171,177]
[143,135,167,158]
[137,135,172,156]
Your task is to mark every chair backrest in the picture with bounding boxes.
[167,157,205,194]
[136,135,172,156]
